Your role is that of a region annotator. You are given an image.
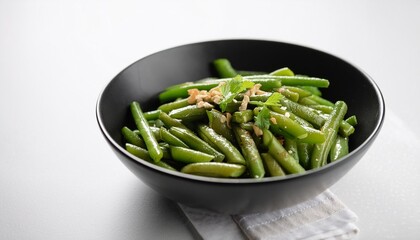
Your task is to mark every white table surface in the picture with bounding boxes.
[1,0,419,239]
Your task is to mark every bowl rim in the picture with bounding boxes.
[96,38,386,184]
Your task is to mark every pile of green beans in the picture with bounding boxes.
[121,59,357,179]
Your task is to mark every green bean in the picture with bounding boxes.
[280,98,325,128]
[130,101,163,162]
[283,86,313,98]
[298,96,318,105]
[197,124,246,165]
[153,119,165,128]
[318,113,355,137]
[134,127,161,142]
[242,78,284,91]
[309,104,334,114]
[284,137,299,162]
[345,115,358,126]
[311,101,348,168]
[158,143,172,160]
[181,162,246,178]
[223,99,243,113]
[158,111,189,130]
[262,129,305,174]
[239,122,254,131]
[158,98,191,113]
[339,120,355,137]
[299,126,326,144]
[297,142,313,170]
[168,105,212,122]
[206,109,236,144]
[232,110,254,123]
[170,146,214,163]
[125,143,152,161]
[269,111,308,139]
[169,127,225,162]
[269,67,295,76]
[159,127,189,148]
[248,93,272,102]
[154,160,178,171]
[126,143,177,171]
[121,126,146,148]
[150,126,162,140]
[278,87,300,102]
[213,58,238,78]
[330,136,349,162]
[197,129,220,150]
[306,95,334,107]
[236,70,267,76]
[299,86,322,96]
[143,110,161,121]
[245,75,330,88]
[261,153,286,177]
[269,124,294,140]
[233,126,265,178]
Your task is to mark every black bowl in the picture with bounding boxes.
[96,39,385,214]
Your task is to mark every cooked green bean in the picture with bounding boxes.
[261,153,286,177]
[233,126,265,178]
[125,143,176,171]
[297,142,313,170]
[283,86,313,98]
[298,96,318,105]
[278,87,300,102]
[159,127,189,148]
[309,104,334,114]
[269,67,295,76]
[236,70,267,76]
[170,146,214,163]
[299,86,322,96]
[207,109,236,144]
[232,110,254,123]
[169,105,211,122]
[305,95,334,107]
[330,136,349,162]
[134,127,161,142]
[269,111,308,140]
[245,75,330,88]
[345,115,358,126]
[130,101,163,162]
[125,143,152,161]
[158,111,189,130]
[284,137,299,162]
[311,101,348,168]
[213,58,238,78]
[158,98,191,113]
[262,129,306,174]
[169,127,225,162]
[121,126,146,148]
[143,110,161,121]
[197,124,246,165]
[181,162,246,178]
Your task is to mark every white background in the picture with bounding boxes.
[1,0,420,239]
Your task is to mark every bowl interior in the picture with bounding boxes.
[99,39,383,162]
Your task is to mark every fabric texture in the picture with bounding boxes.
[178,190,358,240]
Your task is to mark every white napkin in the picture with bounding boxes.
[178,190,359,240]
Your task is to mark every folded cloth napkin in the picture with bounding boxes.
[178,190,359,240]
